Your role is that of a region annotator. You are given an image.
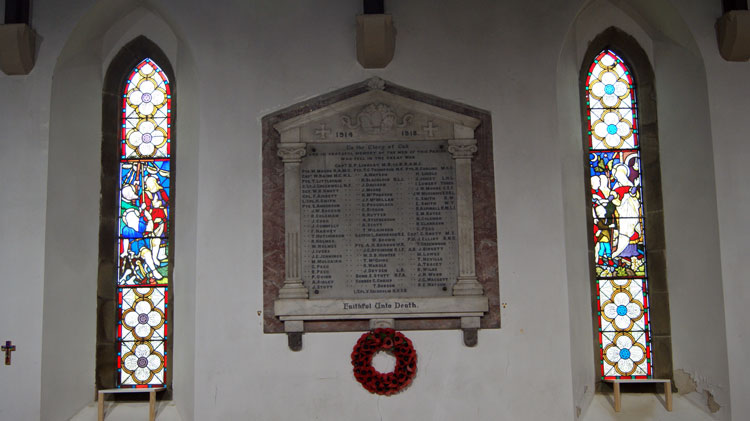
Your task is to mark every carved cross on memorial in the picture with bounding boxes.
[2,340,16,365]
[315,123,331,140]
[422,121,438,137]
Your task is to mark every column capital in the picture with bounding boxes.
[277,142,307,163]
[448,138,478,159]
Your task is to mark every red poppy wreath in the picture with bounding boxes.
[351,328,417,395]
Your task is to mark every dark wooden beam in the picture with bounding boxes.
[5,0,30,25]
[364,0,384,15]
[723,0,748,14]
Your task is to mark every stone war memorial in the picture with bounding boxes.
[262,78,500,353]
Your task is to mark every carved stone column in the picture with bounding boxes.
[277,143,309,299]
[448,139,484,296]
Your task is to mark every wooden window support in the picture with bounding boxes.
[605,379,672,412]
[97,387,165,421]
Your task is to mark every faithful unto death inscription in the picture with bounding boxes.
[264,79,499,349]
[301,141,458,299]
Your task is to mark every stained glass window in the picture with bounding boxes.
[585,50,652,379]
[116,58,171,387]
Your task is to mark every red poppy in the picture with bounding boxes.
[381,336,394,349]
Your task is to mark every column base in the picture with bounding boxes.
[452,276,484,296]
[278,281,309,299]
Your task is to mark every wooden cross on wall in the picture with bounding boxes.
[2,341,16,365]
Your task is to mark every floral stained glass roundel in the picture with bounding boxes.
[116,58,171,387]
[586,51,638,150]
[585,50,652,379]
[122,59,172,158]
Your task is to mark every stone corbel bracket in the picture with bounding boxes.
[273,86,490,350]
[716,10,750,61]
[0,24,38,75]
[356,14,395,68]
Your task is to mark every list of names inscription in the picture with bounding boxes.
[300,141,458,299]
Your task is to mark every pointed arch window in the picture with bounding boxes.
[98,37,175,391]
[585,50,652,379]
[116,58,172,387]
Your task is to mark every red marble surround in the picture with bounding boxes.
[262,80,500,333]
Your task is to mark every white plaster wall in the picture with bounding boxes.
[0,0,98,419]
[654,40,729,419]
[583,393,720,420]
[557,16,597,421]
[0,47,47,421]
[42,47,102,420]
[170,38,200,421]
[671,2,750,420]
[0,0,744,420]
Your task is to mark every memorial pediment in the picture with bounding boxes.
[274,88,480,144]
[262,78,500,350]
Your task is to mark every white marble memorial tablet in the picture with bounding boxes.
[300,141,458,299]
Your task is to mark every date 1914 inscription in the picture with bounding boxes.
[300,141,458,299]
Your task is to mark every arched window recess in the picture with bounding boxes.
[579,27,673,385]
[97,36,176,393]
